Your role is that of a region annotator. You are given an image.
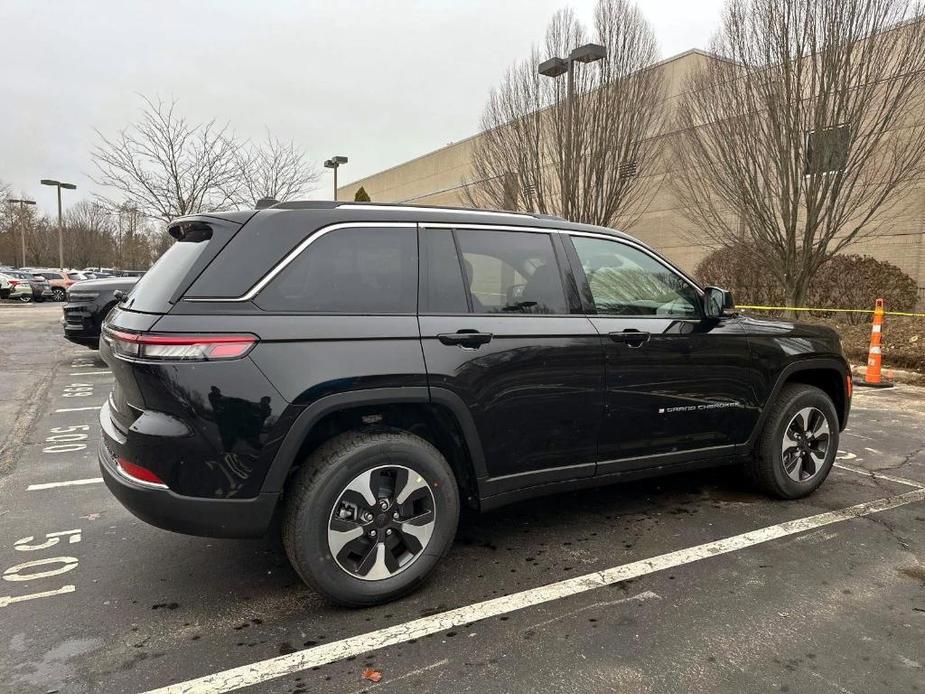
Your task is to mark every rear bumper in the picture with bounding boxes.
[98,404,278,538]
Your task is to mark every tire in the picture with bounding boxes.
[282,429,460,607]
[18,294,32,303]
[748,383,839,499]
[52,288,66,302]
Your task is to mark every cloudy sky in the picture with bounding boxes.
[1,0,724,215]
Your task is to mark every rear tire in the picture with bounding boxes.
[18,294,32,303]
[52,288,66,302]
[748,383,839,499]
[282,429,459,607]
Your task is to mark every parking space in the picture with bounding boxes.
[1,309,923,694]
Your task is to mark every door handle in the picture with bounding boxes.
[609,330,650,348]
[437,330,493,348]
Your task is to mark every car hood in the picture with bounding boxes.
[69,277,140,291]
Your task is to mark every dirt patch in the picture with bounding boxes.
[899,564,925,584]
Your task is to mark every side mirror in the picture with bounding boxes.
[704,286,735,318]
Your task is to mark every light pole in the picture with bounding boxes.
[8,198,36,267]
[40,179,77,270]
[538,43,606,220]
[323,156,348,201]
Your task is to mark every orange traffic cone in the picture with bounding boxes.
[854,298,893,388]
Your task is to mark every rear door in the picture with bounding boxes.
[418,225,604,495]
[563,233,756,472]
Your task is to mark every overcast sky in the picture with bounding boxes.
[0,0,724,215]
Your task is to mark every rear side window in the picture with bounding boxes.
[456,229,567,314]
[254,227,417,313]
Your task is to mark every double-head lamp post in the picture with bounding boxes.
[538,43,606,220]
[8,198,36,267]
[40,179,77,270]
[323,156,348,201]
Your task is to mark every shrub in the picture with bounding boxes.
[695,244,919,323]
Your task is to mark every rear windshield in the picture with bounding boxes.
[123,223,212,314]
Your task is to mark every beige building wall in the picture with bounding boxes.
[339,49,925,308]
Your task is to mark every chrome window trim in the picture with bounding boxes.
[183,222,416,303]
[183,219,701,304]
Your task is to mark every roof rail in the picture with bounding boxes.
[335,201,564,221]
[268,199,567,222]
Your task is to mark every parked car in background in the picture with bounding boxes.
[0,270,53,302]
[83,267,118,276]
[117,270,146,277]
[97,202,851,606]
[25,268,76,301]
[63,276,140,347]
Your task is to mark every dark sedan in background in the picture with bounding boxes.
[62,276,140,347]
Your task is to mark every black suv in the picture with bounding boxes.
[98,202,850,606]
[63,276,140,347]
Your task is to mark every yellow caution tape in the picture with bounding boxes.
[737,304,925,318]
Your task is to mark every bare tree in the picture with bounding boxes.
[92,96,240,222]
[229,132,319,208]
[672,0,925,307]
[464,0,664,227]
[63,201,117,269]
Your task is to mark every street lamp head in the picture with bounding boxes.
[570,43,607,64]
[538,56,568,78]
[40,179,60,186]
[9,199,36,205]
[323,159,335,169]
[332,155,348,165]
[61,183,77,190]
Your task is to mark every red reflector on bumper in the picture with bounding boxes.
[117,457,167,487]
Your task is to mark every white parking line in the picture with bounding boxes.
[54,406,102,413]
[834,462,925,489]
[70,371,111,376]
[27,478,103,491]
[144,486,925,694]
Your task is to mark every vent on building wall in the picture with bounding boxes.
[619,161,638,179]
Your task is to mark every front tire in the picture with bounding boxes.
[748,383,839,499]
[18,294,32,303]
[52,288,66,302]
[282,430,460,607]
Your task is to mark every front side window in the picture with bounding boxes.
[456,229,567,314]
[571,236,700,317]
[254,226,417,313]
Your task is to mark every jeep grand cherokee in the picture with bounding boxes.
[98,202,850,606]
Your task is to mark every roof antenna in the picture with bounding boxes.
[255,197,278,210]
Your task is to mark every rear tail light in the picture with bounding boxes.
[8,280,18,286]
[117,457,167,488]
[103,327,257,362]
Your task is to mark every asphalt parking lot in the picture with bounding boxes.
[1,304,923,694]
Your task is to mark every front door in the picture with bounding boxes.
[418,226,604,494]
[564,234,757,473]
